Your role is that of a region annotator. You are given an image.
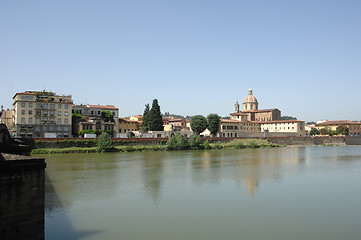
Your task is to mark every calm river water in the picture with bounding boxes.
[44,146,361,240]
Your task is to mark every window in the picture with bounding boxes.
[64,111,68,116]
[29,103,33,107]
[29,110,32,115]
[58,111,62,116]
[21,102,26,107]
[50,112,55,117]
[43,104,48,110]
[28,118,32,124]
[21,110,25,115]
[21,117,25,124]
[58,118,61,124]
[50,104,55,110]
[64,119,68,124]
[36,118,41,124]
[36,103,41,108]
[64,104,68,109]
[58,104,62,109]
[43,111,48,116]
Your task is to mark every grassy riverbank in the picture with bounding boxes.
[31,139,282,154]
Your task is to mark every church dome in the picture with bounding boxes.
[244,89,258,103]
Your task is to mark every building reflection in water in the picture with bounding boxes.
[188,147,306,197]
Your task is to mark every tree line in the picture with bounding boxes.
[141,99,221,136]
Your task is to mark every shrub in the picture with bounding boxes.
[166,132,190,150]
[96,132,113,152]
[189,134,203,150]
[203,140,211,150]
[213,141,223,149]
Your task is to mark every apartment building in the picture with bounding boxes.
[13,91,73,138]
[72,104,119,136]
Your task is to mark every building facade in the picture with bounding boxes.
[219,89,305,137]
[315,120,361,136]
[72,104,119,136]
[13,91,73,138]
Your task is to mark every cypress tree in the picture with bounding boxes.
[149,99,164,131]
[141,104,150,132]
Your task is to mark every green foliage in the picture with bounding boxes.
[166,132,190,150]
[336,125,349,136]
[190,115,208,135]
[213,141,223,149]
[72,110,84,119]
[309,128,320,136]
[319,127,329,136]
[96,132,113,152]
[141,104,150,132]
[203,140,210,150]
[78,129,97,135]
[101,110,115,122]
[188,134,203,150]
[149,99,164,131]
[281,116,297,120]
[207,113,220,136]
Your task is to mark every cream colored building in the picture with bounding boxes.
[0,108,14,133]
[13,91,73,138]
[218,89,305,137]
[72,104,119,135]
[315,120,361,136]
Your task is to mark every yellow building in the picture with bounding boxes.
[119,118,139,133]
[12,91,73,138]
[315,120,361,136]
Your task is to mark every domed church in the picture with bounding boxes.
[217,89,305,138]
[231,89,281,122]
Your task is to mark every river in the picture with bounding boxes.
[44,146,361,240]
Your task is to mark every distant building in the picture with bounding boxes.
[315,120,361,136]
[219,89,305,137]
[118,118,139,134]
[12,91,73,138]
[0,107,14,133]
[72,104,119,136]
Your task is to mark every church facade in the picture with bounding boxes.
[218,89,305,138]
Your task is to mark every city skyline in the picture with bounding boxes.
[1,0,360,122]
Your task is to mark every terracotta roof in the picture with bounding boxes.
[119,118,139,123]
[244,89,258,103]
[13,92,37,99]
[252,120,305,124]
[230,112,248,116]
[316,120,361,126]
[220,119,243,123]
[242,108,279,113]
[87,104,118,110]
[168,118,185,122]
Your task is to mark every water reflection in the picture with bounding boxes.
[43,146,361,240]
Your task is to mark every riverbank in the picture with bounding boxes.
[31,139,281,154]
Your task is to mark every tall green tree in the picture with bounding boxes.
[207,113,220,137]
[141,104,150,132]
[190,115,208,135]
[149,99,164,131]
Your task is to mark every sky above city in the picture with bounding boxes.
[1,0,360,122]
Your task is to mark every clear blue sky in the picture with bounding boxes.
[1,0,360,122]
